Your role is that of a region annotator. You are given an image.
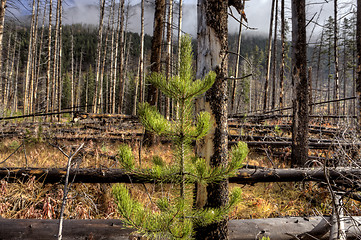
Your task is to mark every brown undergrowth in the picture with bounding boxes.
[0,136,354,221]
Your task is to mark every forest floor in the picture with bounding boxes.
[0,117,360,221]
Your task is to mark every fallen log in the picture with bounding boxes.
[0,219,132,240]
[0,217,360,240]
[1,167,360,185]
[237,141,360,149]
[228,216,361,240]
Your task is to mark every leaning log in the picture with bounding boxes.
[1,167,360,185]
[0,217,360,240]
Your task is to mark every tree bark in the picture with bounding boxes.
[23,0,37,115]
[263,0,276,112]
[148,0,166,106]
[196,0,229,239]
[46,0,52,118]
[165,0,173,119]
[271,0,278,110]
[231,0,246,114]
[357,0,361,127]
[0,0,6,106]
[133,0,145,115]
[1,167,361,186]
[143,0,166,146]
[93,0,105,113]
[279,0,285,111]
[291,0,309,167]
[1,217,361,240]
[333,0,340,117]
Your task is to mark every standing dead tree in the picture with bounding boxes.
[143,0,166,146]
[333,0,340,117]
[279,0,285,111]
[195,0,244,238]
[0,0,6,108]
[133,0,145,115]
[230,0,246,114]
[291,0,309,167]
[263,0,276,112]
[357,0,361,127]
[93,0,106,114]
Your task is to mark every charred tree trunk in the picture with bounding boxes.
[271,0,278,110]
[279,0,285,111]
[148,0,165,106]
[291,0,309,167]
[165,0,173,119]
[143,0,166,146]
[263,0,276,112]
[334,0,340,117]
[0,0,6,106]
[231,0,246,114]
[46,0,52,118]
[195,0,230,239]
[357,0,361,127]
[1,217,360,240]
[133,0,145,115]
[57,0,63,120]
[113,0,124,114]
[93,0,105,113]
[24,0,37,115]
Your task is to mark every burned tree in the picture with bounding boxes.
[357,0,361,127]
[195,0,244,239]
[143,0,166,146]
[291,0,309,167]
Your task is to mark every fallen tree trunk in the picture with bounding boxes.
[1,167,360,185]
[236,141,360,149]
[0,217,359,240]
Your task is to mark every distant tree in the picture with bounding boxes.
[263,0,276,112]
[279,0,285,110]
[92,0,105,113]
[132,0,145,115]
[23,0,37,114]
[0,0,7,107]
[271,0,278,110]
[334,0,340,116]
[230,0,246,114]
[165,0,173,119]
[46,0,52,117]
[251,46,265,112]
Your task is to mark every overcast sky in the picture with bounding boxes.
[19,0,355,39]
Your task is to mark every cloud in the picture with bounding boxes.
[63,0,353,39]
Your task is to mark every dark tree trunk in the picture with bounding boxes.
[195,0,230,239]
[357,0,361,127]
[148,0,166,106]
[2,167,361,185]
[291,0,309,167]
[144,0,166,146]
[263,0,276,112]
[0,0,6,105]
[279,0,285,111]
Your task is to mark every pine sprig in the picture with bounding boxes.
[113,35,249,239]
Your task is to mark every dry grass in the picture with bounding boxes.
[0,134,354,221]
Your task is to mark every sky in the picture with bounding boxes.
[66,0,352,37]
[17,0,356,38]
